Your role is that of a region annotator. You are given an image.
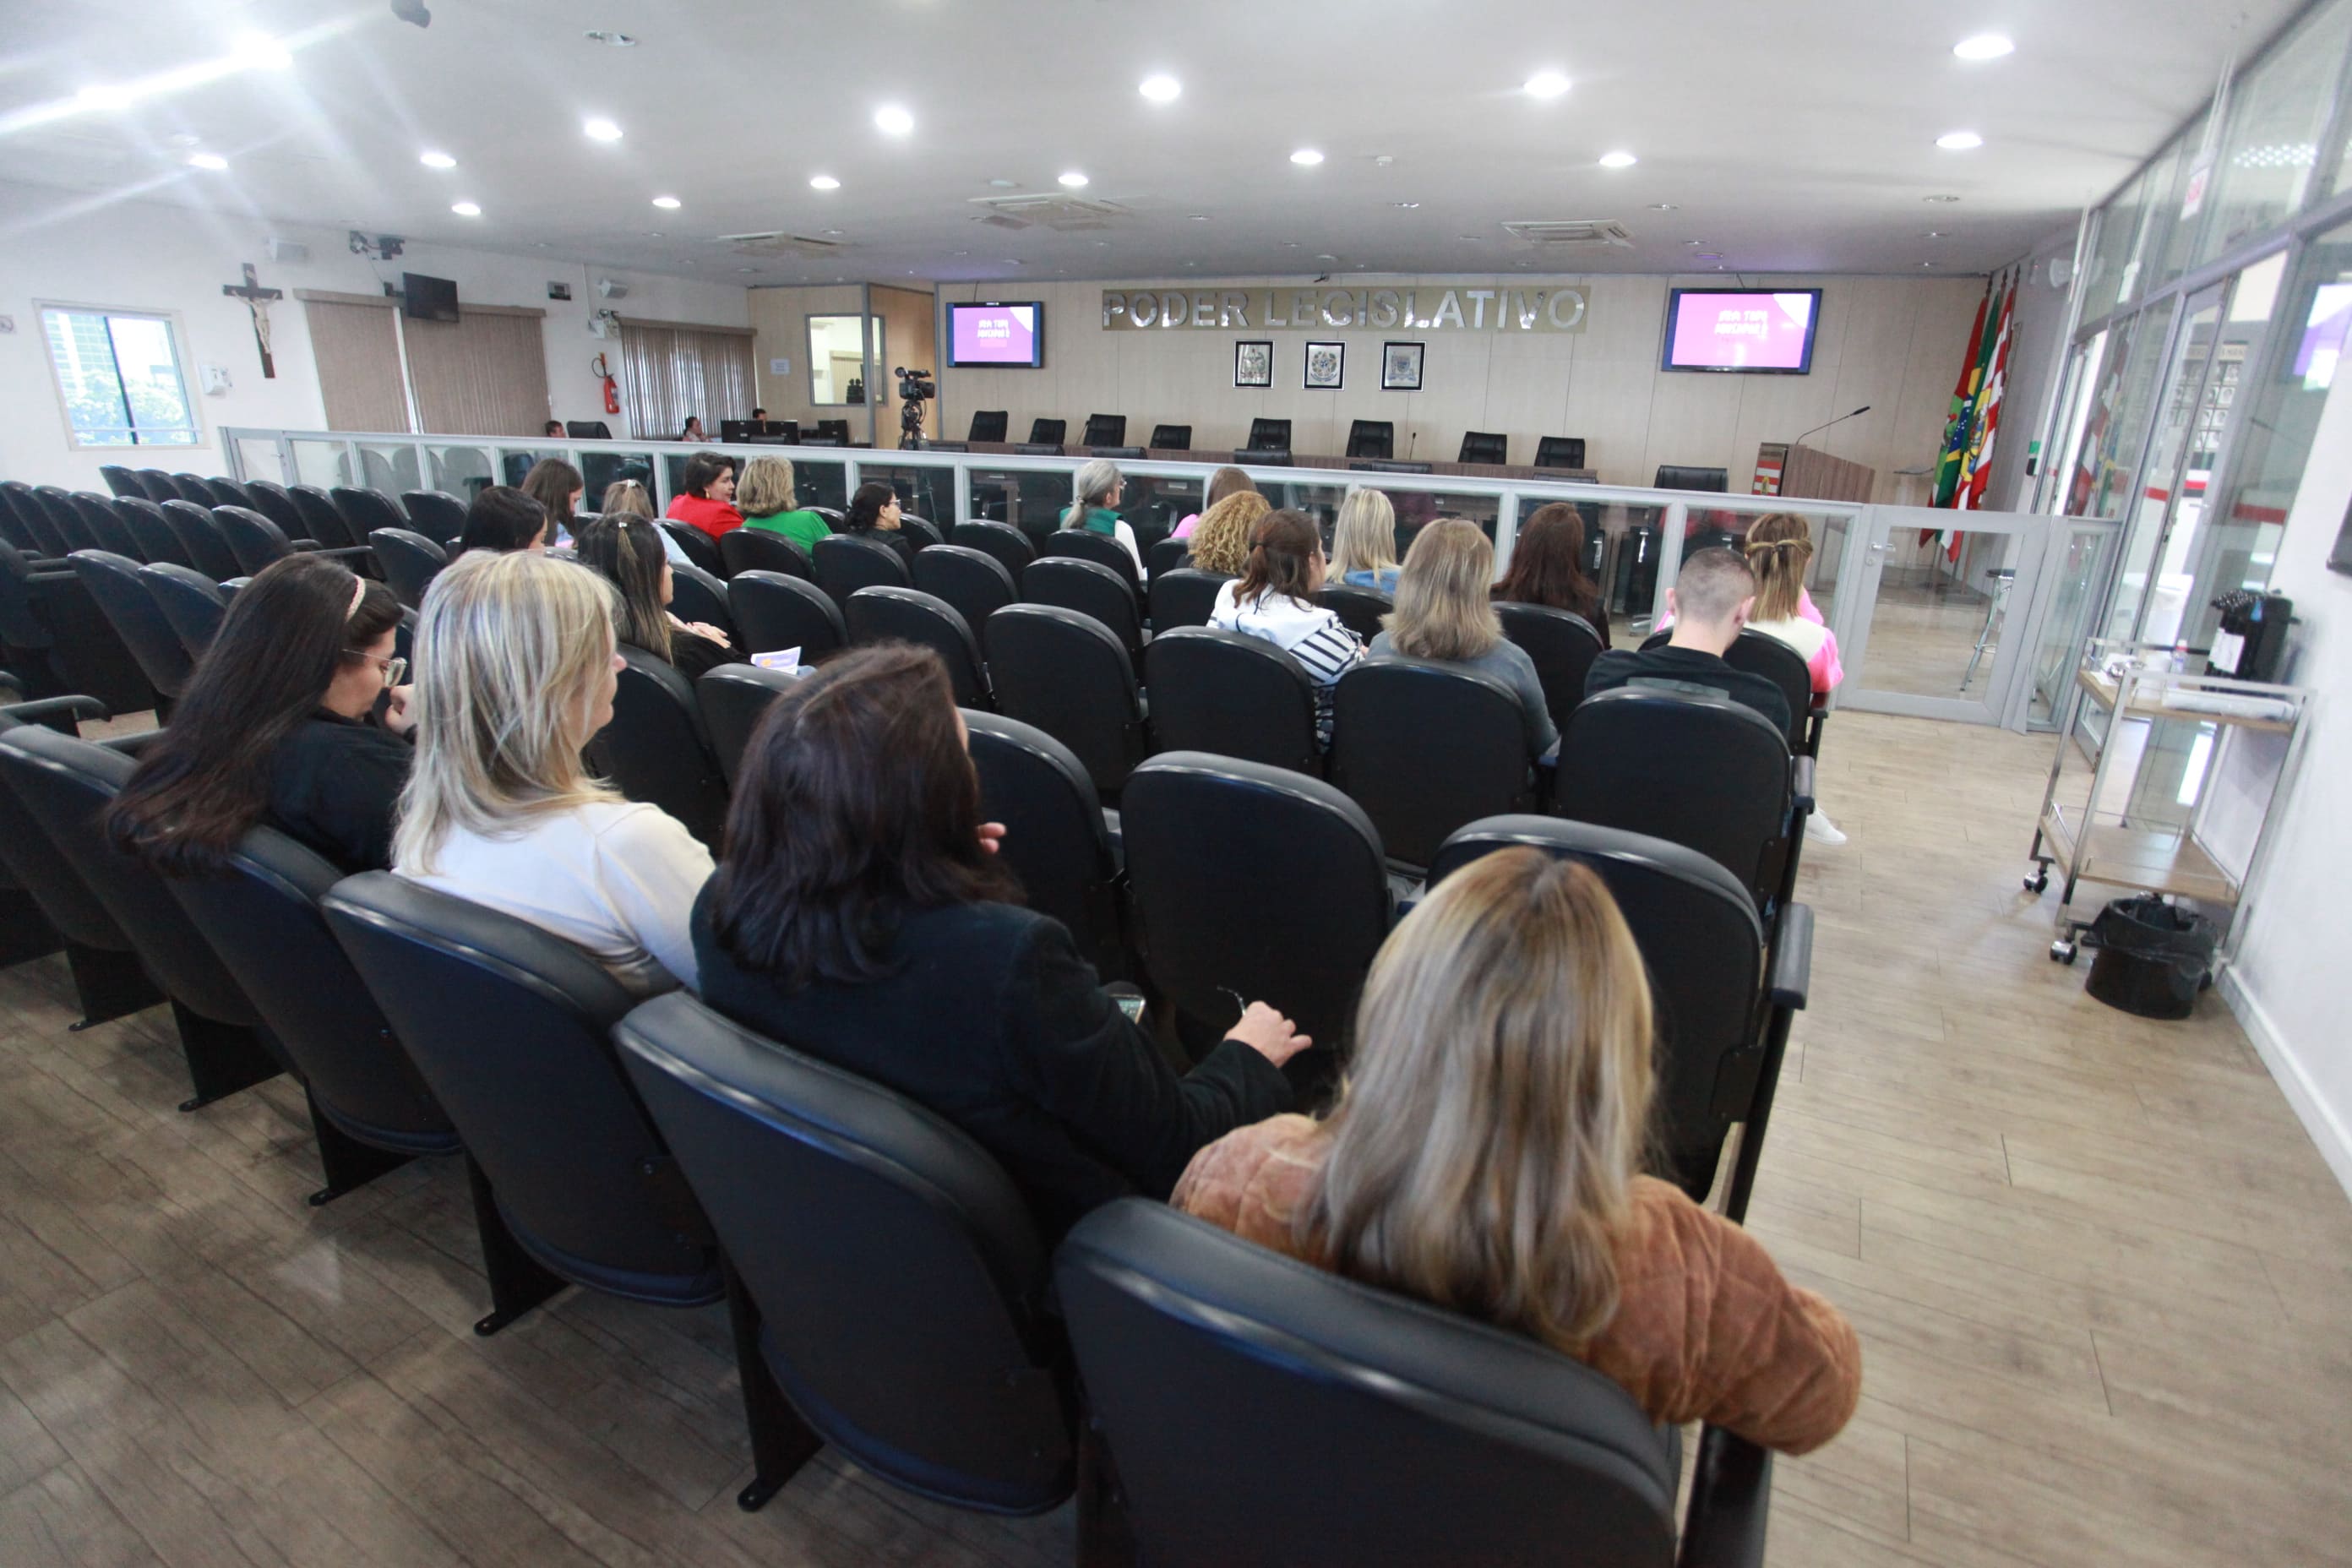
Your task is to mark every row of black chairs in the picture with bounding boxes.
[965,412,1595,471]
[0,683,1783,1562]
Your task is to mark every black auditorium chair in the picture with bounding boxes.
[323,874,724,1336]
[1498,602,1609,744]
[846,587,988,707]
[658,519,728,580]
[334,486,411,547]
[1146,535,1190,582]
[1145,628,1320,777]
[242,479,310,541]
[0,544,67,696]
[133,468,183,505]
[1636,627,1816,758]
[0,483,60,557]
[98,464,143,499]
[1022,557,1144,662]
[113,497,193,569]
[617,994,1097,1524]
[1148,423,1192,451]
[1344,420,1394,460]
[667,560,736,642]
[369,528,448,611]
[166,824,458,1204]
[813,533,911,609]
[566,419,612,439]
[1246,417,1293,453]
[70,494,143,559]
[1,543,155,715]
[0,696,161,1025]
[1535,436,1588,471]
[967,410,1009,444]
[1654,464,1730,493]
[0,725,285,1108]
[35,488,100,553]
[696,663,799,787]
[1055,1199,1774,1568]
[1147,568,1233,633]
[1458,430,1510,465]
[594,648,730,848]
[211,504,308,575]
[1039,526,1142,598]
[1026,416,1067,447]
[1081,413,1127,449]
[139,564,230,662]
[1315,584,1391,644]
[1554,687,1807,910]
[160,499,244,580]
[720,527,813,581]
[199,476,250,510]
[912,545,1018,634]
[964,710,1128,981]
[1121,753,1389,1081]
[290,484,361,549]
[69,551,193,709]
[397,489,469,547]
[1429,815,1810,1217]
[985,605,1147,798]
[169,474,213,504]
[728,571,844,662]
[951,520,1034,578]
[1329,659,1533,873]
[898,514,945,551]
[812,417,852,445]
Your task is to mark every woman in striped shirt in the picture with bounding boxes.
[1209,509,1364,745]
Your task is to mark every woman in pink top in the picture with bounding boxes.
[1172,465,1257,541]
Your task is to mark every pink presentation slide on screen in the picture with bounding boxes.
[952,304,1038,364]
[1669,292,1816,370]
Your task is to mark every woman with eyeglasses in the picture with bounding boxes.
[109,554,415,875]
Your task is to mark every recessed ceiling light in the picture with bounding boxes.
[1647,202,1678,210]
[1523,71,1571,100]
[738,267,754,274]
[822,227,845,236]
[419,150,456,169]
[988,178,1020,188]
[1925,193,1963,203]
[1392,200,1421,209]
[642,231,664,238]
[874,104,914,135]
[953,249,970,256]
[1922,230,1949,238]
[1696,252,1722,260]
[583,117,623,142]
[1598,150,1637,169]
[1058,171,1089,188]
[1139,74,1181,103]
[1187,213,1209,220]
[584,30,637,46]
[1095,240,1111,247]
[233,34,292,71]
[1290,148,1325,166]
[1920,260,1938,268]
[1280,241,1301,248]
[651,194,681,210]
[1003,259,1023,265]
[187,152,229,172]
[1952,34,2014,60]
[808,174,840,190]
[451,201,482,217]
[77,83,136,112]
[1316,253,1337,260]
[1684,239,1707,246]
[1936,130,1983,150]
[1456,234,1483,242]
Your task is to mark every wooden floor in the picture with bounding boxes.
[2,710,2348,1566]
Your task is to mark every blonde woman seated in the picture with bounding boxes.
[1060,459,1146,580]
[1370,518,1557,761]
[1176,847,1861,1455]
[393,550,714,996]
[736,455,831,552]
[1208,509,1364,744]
[1329,487,1400,593]
[1184,488,1269,577]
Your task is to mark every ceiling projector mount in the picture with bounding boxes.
[349,231,406,261]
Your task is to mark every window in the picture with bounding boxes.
[39,306,199,448]
[808,313,884,405]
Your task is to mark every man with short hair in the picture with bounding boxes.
[1582,547,1792,734]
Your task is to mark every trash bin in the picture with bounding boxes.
[2083,896,2217,1020]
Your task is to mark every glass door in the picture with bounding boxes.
[2104,280,2230,648]
[1827,504,2052,725]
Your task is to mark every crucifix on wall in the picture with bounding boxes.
[222,262,284,378]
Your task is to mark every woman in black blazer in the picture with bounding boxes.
[693,642,1304,1237]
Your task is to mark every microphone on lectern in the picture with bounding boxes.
[1792,405,1871,449]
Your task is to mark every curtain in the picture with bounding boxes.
[300,297,410,433]
[403,308,552,436]
[616,321,757,441]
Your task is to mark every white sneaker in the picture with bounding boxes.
[1805,812,1848,847]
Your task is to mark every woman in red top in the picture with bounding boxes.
[664,451,743,541]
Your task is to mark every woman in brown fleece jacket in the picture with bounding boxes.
[1174,847,1860,1455]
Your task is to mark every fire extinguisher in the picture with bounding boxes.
[592,352,619,415]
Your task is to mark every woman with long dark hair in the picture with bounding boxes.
[573,514,741,678]
[695,641,1304,1235]
[452,485,550,557]
[520,458,585,547]
[841,480,917,569]
[1207,509,1363,743]
[1492,502,1610,645]
[108,554,411,874]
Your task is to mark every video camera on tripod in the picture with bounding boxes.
[895,366,936,448]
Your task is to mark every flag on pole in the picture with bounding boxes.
[1958,275,2016,514]
[1931,280,1993,508]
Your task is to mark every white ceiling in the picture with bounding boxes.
[0,0,2305,286]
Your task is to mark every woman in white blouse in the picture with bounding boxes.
[393,550,713,995]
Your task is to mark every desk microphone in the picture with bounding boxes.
[1792,405,1871,449]
[1407,430,1418,460]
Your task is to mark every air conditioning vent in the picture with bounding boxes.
[1500,219,1635,248]
[718,231,847,257]
[968,193,1130,232]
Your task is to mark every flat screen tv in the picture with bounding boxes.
[1661,287,1821,373]
[946,301,1044,368]
[402,273,460,324]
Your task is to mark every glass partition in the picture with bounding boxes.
[2080,166,2153,323]
[288,437,348,490]
[2191,1,2352,268]
[2028,522,2121,726]
[427,444,493,498]
[579,449,657,508]
[858,461,956,529]
[2106,281,2230,645]
[357,441,422,497]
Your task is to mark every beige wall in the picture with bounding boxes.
[746,282,937,444]
[934,273,1990,498]
[871,284,939,443]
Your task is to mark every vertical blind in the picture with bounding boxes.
[404,308,553,436]
[301,297,411,433]
[616,320,757,440]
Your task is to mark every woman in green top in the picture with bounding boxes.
[1060,458,1146,580]
[737,455,832,551]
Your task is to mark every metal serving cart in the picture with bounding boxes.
[2026,638,2311,964]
